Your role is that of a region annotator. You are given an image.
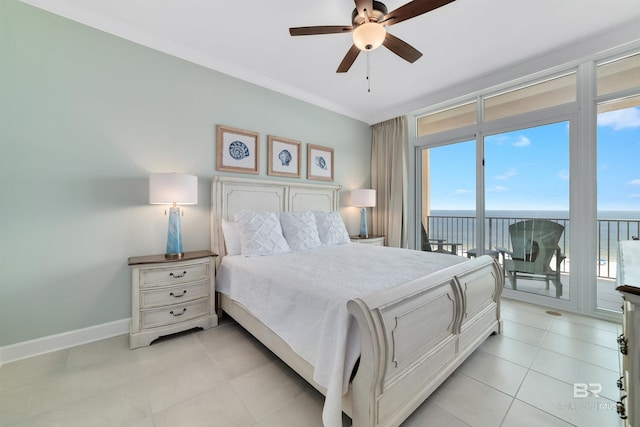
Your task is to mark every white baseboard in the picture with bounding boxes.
[0,318,130,366]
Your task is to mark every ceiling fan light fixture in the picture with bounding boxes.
[352,22,386,51]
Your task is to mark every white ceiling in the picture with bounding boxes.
[21,0,640,124]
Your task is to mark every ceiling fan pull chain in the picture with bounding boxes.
[367,51,371,93]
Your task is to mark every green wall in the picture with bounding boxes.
[0,1,372,346]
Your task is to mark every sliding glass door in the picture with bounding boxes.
[413,49,640,318]
[420,140,476,255]
[484,122,571,300]
[595,53,640,313]
[596,96,640,312]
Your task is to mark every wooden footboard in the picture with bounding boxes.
[347,255,503,427]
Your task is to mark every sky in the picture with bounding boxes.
[597,106,640,210]
[427,105,640,212]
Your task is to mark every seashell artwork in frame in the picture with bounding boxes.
[307,143,334,182]
[267,135,301,178]
[216,125,260,174]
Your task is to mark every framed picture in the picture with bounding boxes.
[268,135,301,178]
[216,125,260,174]
[307,144,334,181]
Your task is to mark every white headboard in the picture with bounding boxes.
[211,175,341,259]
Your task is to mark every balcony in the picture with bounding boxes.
[425,214,640,312]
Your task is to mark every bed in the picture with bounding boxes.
[211,175,503,427]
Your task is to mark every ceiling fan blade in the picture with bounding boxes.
[337,44,361,73]
[354,0,374,17]
[289,26,353,36]
[383,32,423,63]
[382,0,455,26]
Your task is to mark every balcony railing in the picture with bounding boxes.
[425,215,640,279]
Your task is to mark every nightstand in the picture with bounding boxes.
[128,250,218,349]
[350,235,386,246]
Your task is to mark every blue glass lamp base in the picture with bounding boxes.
[359,207,369,238]
[166,207,184,259]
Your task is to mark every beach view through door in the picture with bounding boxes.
[596,97,640,312]
[420,140,476,256]
[484,122,571,300]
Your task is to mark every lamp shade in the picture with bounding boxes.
[149,173,198,205]
[351,189,376,208]
[352,22,386,51]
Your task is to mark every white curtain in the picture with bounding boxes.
[371,116,408,248]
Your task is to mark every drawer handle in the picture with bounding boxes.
[169,271,187,279]
[169,308,187,317]
[169,290,187,298]
[617,334,628,355]
[617,376,624,391]
[617,395,627,420]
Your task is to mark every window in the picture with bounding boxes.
[597,53,640,96]
[417,102,476,137]
[484,73,576,121]
[413,48,640,318]
[485,122,570,300]
[420,140,476,255]
[594,53,640,313]
[596,97,640,312]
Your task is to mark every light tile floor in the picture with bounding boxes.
[503,273,622,313]
[0,299,624,427]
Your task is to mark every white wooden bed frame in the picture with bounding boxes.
[211,175,503,427]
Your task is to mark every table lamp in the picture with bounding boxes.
[351,189,376,238]
[149,173,198,259]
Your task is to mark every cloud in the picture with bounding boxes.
[454,189,471,194]
[486,135,509,145]
[558,169,569,180]
[487,185,509,192]
[628,179,640,186]
[495,168,517,180]
[598,107,640,130]
[512,136,531,147]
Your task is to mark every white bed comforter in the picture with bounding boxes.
[216,243,467,426]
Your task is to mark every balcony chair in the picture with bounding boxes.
[497,219,566,298]
[421,223,461,255]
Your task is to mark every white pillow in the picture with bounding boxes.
[314,211,351,246]
[280,211,321,251]
[221,219,241,256]
[234,210,291,257]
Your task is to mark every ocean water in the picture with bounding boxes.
[431,209,640,220]
[426,210,640,261]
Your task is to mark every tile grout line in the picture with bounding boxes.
[498,319,553,425]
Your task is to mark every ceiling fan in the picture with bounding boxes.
[289,0,456,73]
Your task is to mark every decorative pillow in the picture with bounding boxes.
[221,219,242,256]
[314,211,351,246]
[234,210,291,257]
[280,211,322,251]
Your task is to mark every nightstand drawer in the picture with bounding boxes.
[140,298,210,329]
[140,279,209,308]
[350,235,385,246]
[140,263,209,288]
